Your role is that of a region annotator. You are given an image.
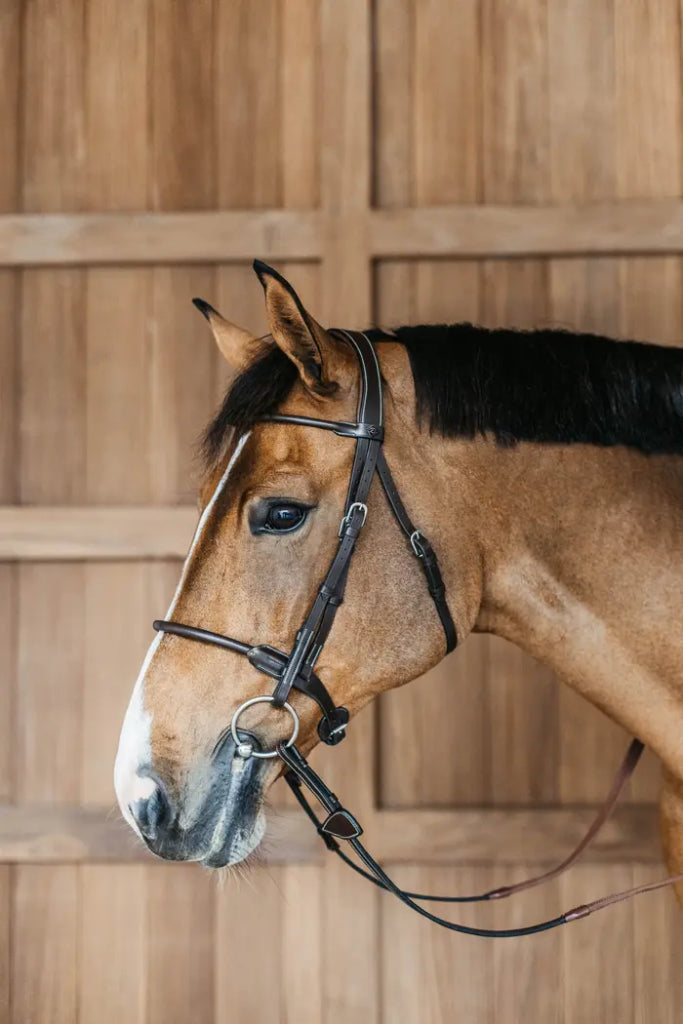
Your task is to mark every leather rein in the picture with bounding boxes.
[154,329,683,937]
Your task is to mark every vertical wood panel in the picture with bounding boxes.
[215,0,282,209]
[80,866,147,1024]
[281,866,323,1024]
[17,564,84,804]
[561,867,634,1024]
[0,867,9,1024]
[148,266,218,503]
[215,869,283,1024]
[147,867,215,1024]
[0,567,15,803]
[281,0,320,208]
[12,866,79,1024]
[381,866,494,1023]
[21,0,86,213]
[491,870,563,1024]
[85,0,148,213]
[20,271,86,504]
[150,0,215,211]
[632,866,683,1023]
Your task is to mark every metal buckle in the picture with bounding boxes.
[338,502,368,537]
[231,695,300,759]
[410,530,424,557]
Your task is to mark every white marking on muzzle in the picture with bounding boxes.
[114,433,252,830]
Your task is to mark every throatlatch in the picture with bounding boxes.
[154,327,683,938]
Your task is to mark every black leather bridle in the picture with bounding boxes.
[154,329,682,937]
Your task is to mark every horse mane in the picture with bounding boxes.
[203,324,683,465]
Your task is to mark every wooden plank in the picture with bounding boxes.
[0,568,15,802]
[561,866,635,1024]
[0,210,321,265]
[0,506,197,560]
[148,267,218,502]
[491,869,563,1024]
[632,865,683,1023]
[146,867,214,1024]
[16,564,84,804]
[85,269,152,502]
[19,271,86,503]
[320,0,371,327]
[380,636,491,807]
[21,0,86,213]
[215,868,283,1023]
[12,866,79,1024]
[369,805,661,865]
[381,866,494,1023]
[216,0,282,209]
[281,867,323,1024]
[6,201,683,267]
[80,866,147,1024]
[150,0,215,212]
[371,199,683,257]
[281,0,320,209]
[84,0,148,214]
[0,804,320,865]
[0,867,9,1024]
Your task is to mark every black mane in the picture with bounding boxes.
[203,324,683,464]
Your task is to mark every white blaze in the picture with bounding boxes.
[114,433,251,830]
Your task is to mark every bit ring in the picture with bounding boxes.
[231,696,300,759]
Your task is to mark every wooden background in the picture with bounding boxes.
[1,1,683,1021]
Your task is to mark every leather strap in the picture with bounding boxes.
[279,738,683,937]
[376,449,457,652]
[152,620,346,736]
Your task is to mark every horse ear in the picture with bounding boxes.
[192,298,258,372]
[253,260,339,397]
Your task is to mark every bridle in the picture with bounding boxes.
[154,329,683,937]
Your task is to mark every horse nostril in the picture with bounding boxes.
[130,778,174,841]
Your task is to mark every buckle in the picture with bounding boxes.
[338,502,368,537]
[410,530,424,557]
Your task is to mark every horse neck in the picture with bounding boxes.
[449,438,683,770]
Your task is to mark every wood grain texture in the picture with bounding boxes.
[215,868,283,1024]
[0,867,9,1024]
[146,867,215,1024]
[0,210,322,265]
[80,866,146,1024]
[0,506,197,559]
[12,866,79,1024]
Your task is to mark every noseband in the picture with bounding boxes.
[154,330,683,937]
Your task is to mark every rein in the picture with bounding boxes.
[154,329,683,937]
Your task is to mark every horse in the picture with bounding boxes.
[115,260,683,914]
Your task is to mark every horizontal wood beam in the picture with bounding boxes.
[0,803,660,865]
[2,201,683,267]
[0,506,196,560]
[370,806,661,865]
[0,804,322,865]
[0,210,321,266]
[370,199,683,258]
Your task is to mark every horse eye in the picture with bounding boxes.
[264,504,307,533]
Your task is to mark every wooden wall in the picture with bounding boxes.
[1,1,683,1021]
